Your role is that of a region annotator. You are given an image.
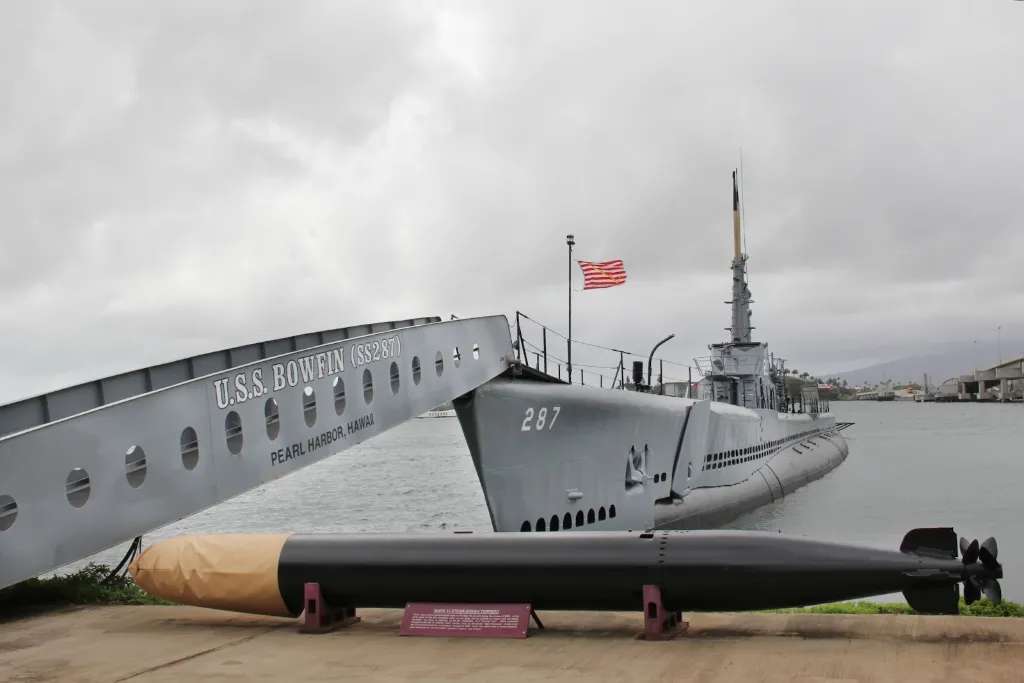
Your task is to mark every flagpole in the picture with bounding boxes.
[566,234,575,384]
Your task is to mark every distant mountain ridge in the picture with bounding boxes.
[830,339,1023,387]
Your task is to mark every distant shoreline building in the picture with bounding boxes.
[954,357,1024,401]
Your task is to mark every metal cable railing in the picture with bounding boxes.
[513,311,703,394]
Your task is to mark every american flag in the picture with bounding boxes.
[577,259,627,290]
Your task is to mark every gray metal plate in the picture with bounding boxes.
[0,315,512,588]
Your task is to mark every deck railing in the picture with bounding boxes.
[512,311,702,395]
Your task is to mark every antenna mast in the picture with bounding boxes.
[733,170,742,260]
[729,170,753,343]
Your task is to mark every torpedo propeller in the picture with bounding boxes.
[961,536,1002,605]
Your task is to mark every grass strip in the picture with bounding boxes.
[771,599,1023,617]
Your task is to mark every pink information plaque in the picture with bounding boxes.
[400,603,532,639]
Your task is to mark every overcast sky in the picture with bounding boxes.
[1,1,1021,401]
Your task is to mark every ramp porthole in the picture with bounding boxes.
[0,495,17,531]
[65,468,91,508]
[180,427,200,470]
[536,518,546,532]
[452,346,462,368]
[389,361,400,395]
[434,351,444,376]
[598,507,606,521]
[609,505,617,518]
[520,521,531,532]
[587,509,595,524]
[411,356,422,385]
[333,377,346,415]
[264,399,281,440]
[563,512,572,529]
[362,369,374,404]
[225,411,243,454]
[550,515,560,531]
[303,386,317,427]
[575,510,584,527]
[124,445,147,488]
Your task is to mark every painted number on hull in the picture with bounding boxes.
[521,406,560,431]
[350,336,401,368]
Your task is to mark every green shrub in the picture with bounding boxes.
[0,563,168,609]
[959,599,1024,617]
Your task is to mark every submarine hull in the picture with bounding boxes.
[454,376,848,534]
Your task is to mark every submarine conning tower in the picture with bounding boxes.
[697,170,781,411]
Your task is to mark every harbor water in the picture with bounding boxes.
[79,401,1022,602]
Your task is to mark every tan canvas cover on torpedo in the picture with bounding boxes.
[129,533,292,617]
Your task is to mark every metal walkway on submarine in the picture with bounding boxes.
[0,315,513,589]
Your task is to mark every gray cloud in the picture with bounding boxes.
[1,1,1021,401]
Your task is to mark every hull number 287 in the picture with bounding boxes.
[521,406,561,432]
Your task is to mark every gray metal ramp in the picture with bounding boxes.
[0,315,512,589]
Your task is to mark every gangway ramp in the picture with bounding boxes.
[0,315,512,589]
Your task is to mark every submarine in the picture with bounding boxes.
[454,171,851,533]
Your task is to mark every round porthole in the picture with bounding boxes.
[333,377,346,415]
[302,386,317,427]
[0,495,17,531]
[389,362,400,395]
[363,368,374,404]
[265,398,280,440]
[124,445,147,488]
[66,468,91,508]
[411,356,422,385]
[180,426,199,470]
[225,411,243,455]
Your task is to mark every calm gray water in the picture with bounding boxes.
[82,402,1022,601]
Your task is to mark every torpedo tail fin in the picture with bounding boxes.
[900,528,961,614]
[903,585,960,614]
[899,528,1005,612]
[899,527,957,559]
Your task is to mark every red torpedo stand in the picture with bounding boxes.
[642,584,689,640]
[299,582,360,634]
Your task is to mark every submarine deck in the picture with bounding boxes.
[3,605,1022,682]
